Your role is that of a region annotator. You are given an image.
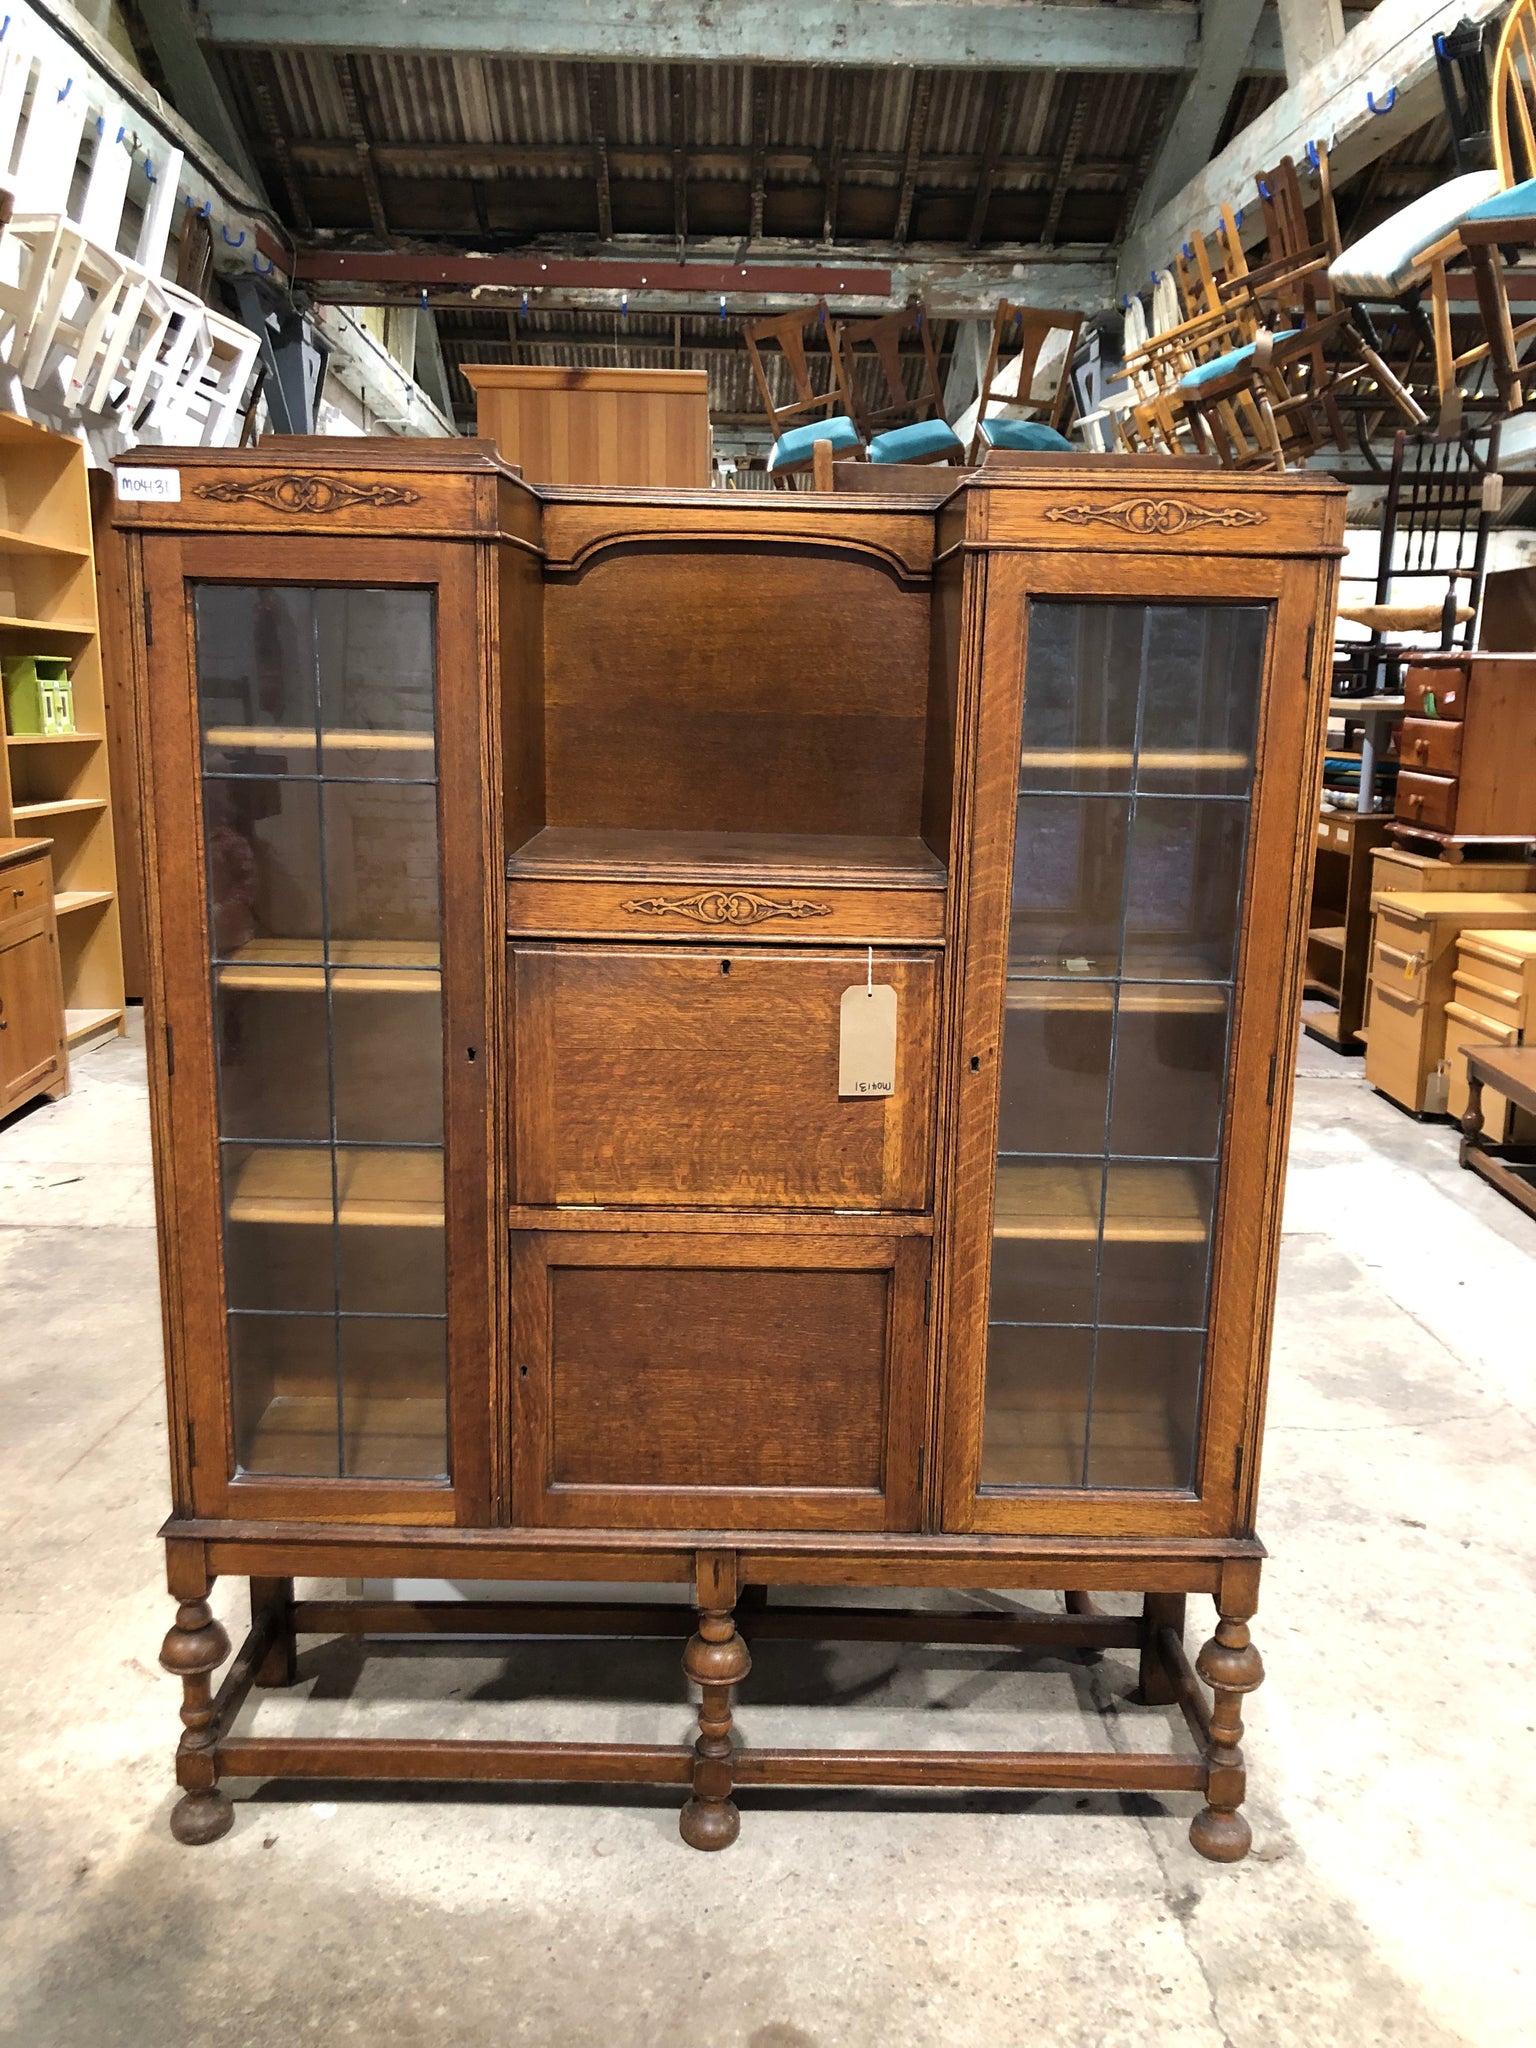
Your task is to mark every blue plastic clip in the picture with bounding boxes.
[1306,139,1321,170]
[1234,206,1243,228]
[1367,87,1397,114]
[1258,177,1272,200]
[144,158,156,183]
[520,290,529,315]
[1183,241,1192,259]
[719,294,727,318]
[221,225,245,247]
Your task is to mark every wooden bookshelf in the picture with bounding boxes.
[0,416,123,1045]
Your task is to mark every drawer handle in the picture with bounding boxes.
[622,888,833,928]
[1376,942,1422,975]
[1411,737,1429,762]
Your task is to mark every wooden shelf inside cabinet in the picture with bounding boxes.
[993,1161,1210,1244]
[11,797,107,821]
[6,731,103,746]
[55,889,114,915]
[239,1395,449,1483]
[225,1147,444,1229]
[65,1006,122,1044]
[0,614,96,637]
[1018,747,1252,773]
[508,825,947,889]
[1308,926,1347,952]
[216,939,442,995]
[203,727,436,758]
[1006,981,1228,1015]
[0,527,90,562]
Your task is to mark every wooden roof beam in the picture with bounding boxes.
[892,70,933,245]
[966,74,1011,248]
[335,53,390,240]
[586,64,614,242]
[1129,0,1267,228]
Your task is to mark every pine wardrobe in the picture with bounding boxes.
[116,442,1342,1857]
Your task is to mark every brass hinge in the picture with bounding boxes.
[144,590,153,646]
[1266,1051,1277,1107]
[1233,1438,1244,1493]
[917,1443,926,1493]
[185,1417,196,1470]
[1305,620,1316,674]
[923,1272,932,1324]
[165,1023,174,1079]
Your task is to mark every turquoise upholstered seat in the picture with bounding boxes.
[1465,175,1536,223]
[1327,170,1500,298]
[868,416,964,463]
[766,411,862,472]
[976,417,1073,451]
[1178,332,1298,394]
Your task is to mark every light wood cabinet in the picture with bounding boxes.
[118,444,1342,1862]
[0,836,67,1117]
[1445,928,1536,1138]
[462,364,710,487]
[1363,891,1536,1113]
[0,414,124,1048]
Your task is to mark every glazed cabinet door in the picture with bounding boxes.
[940,557,1329,1536]
[140,538,497,1523]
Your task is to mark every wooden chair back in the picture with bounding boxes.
[973,302,1082,444]
[1494,0,1536,184]
[742,303,851,441]
[828,300,943,440]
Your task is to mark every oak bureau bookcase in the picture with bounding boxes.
[116,442,1342,1858]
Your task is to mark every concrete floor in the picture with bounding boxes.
[1,1012,1533,2048]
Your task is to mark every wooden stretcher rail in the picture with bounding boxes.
[289,1598,1146,1651]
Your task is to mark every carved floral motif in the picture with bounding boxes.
[1043,498,1266,536]
[194,475,422,514]
[622,889,833,927]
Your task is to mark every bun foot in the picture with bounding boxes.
[679,1795,741,1851]
[1189,1803,1252,1862]
[170,1787,234,1846]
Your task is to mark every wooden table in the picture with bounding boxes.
[1460,1044,1536,1220]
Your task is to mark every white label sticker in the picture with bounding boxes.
[115,466,181,503]
[839,983,898,1098]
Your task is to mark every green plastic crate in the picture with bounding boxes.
[3,655,74,736]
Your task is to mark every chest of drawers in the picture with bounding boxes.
[1395,655,1536,848]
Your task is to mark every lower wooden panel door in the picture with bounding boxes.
[0,908,65,1109]
[510,1227,930,1531]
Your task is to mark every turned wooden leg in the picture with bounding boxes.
[251,1576,298,1688]
[1137,1592,1186,1707]
[1189,1607,1264,1863]
[159,1596,234,1845]
[680,1553,750,1852]
[1460,1068,1486,1164]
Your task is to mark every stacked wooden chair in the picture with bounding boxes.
[742,305,864,480]
[956,301,1082,460]
[1327,0,1536,426]
[747,297,1084,481]
[828,301,964,465]
[1176,153,1425,469]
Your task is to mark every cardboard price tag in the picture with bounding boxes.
[839,982,897,1097]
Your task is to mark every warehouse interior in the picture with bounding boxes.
[1,4,1534,2044]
